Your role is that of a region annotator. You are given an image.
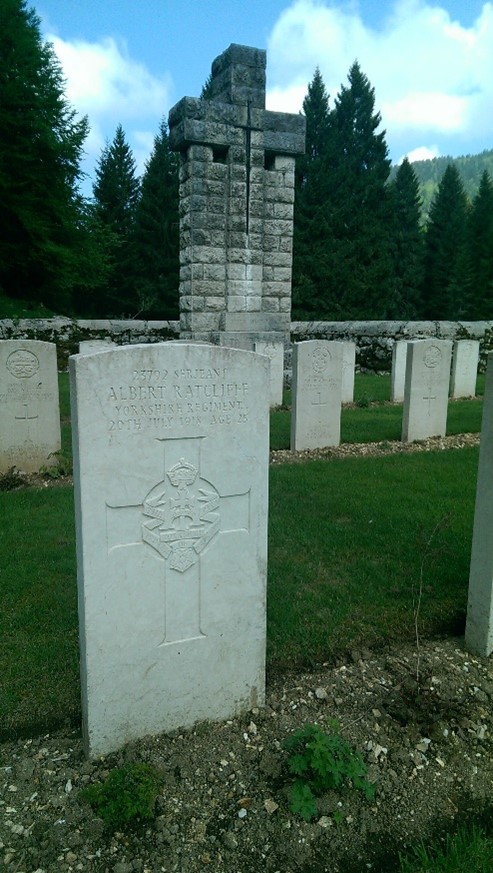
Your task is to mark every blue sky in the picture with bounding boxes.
[36,0,493,192]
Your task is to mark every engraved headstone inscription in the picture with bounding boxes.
[401,339,452,442]
[0,340,61,473]
[466,352,493,656]
[70,342,270,758]
[290,340,343,451]
[254,340,284,406]
[449,339,479,399]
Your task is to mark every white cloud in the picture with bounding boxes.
[382,93,467,132]
[47,34,173,186]
[266,0,493,160]
[401,146,441,163]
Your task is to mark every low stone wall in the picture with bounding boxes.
[291,320,493,372]
[2,318,493,373]
[0,318,180,370]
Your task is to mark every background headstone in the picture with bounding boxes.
[401,340,452,442]
[70,342,269,758]
[449,339,479,398]
[290,340,343,451]
[390,340,408,403]
[0,340,61,473]
[466,352,493,656]
[79,340,116,354]
[254,340,284,406]
[341,341,356,404]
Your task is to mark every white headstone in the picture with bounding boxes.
[79,340,116,354]
[390,340,408,403]
[70,342,270,758]
[290,340,343,451]
[449,340,479,398]
[466,352,493,656]
[254,341,284,407]
[341,341,356,404]
[0,340,61,473]
[401,340,452,442]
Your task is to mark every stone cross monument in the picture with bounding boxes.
[169,43,305,349]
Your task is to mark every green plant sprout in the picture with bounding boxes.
[80,762,161,830]
[283,722,375,822]
[40,450,73,479]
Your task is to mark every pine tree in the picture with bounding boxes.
[464,170,493,318]
[0,0,89,311]
[129,119,179,318]
[422,164,469,319]
[200,73,214,99]
[292,68,334,316]
[293,62,395,319]
[92,124,140,314]
[327,61,394,318]
[388,158,424,318]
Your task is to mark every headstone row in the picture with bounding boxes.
[392,339,479,404]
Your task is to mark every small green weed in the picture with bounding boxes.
[356,392,372,408]
[41,451,73,479]
[283,722,375,821]
[0,466,24,492]
[80,762,161,830]
[399,822,493,872]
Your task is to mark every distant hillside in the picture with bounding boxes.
[390,148,493,221]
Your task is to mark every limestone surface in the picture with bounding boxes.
[0,339,60,473]
[70,342,270,758]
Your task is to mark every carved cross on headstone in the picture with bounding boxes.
[106,436,250,646]
[422,394,437,414]
[15,403,38,422]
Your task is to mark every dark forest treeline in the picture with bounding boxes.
[390,150,493,222]
[2,0,493,322]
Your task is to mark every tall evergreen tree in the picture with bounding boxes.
[464,170,493,318]
[293,62,395,319]
[200,73,214,99]
[422,163,469,319]
[0,0,89,311]
[129,119,179,318]
[292,68,334,316]
[92,124,140,314]
[327,61,394,318]
[388,158,424,318]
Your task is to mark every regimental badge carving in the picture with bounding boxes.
[6,350,39,379]
[261,344,277,359]
[142,458,220,573]
[311,345,331,373]
[423,345,442,369]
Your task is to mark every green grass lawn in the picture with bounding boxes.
[0,444,479,737]
[1,372,485,738]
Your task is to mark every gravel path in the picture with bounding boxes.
[2,638,493,873]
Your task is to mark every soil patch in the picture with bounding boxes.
[2,637,493,872]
